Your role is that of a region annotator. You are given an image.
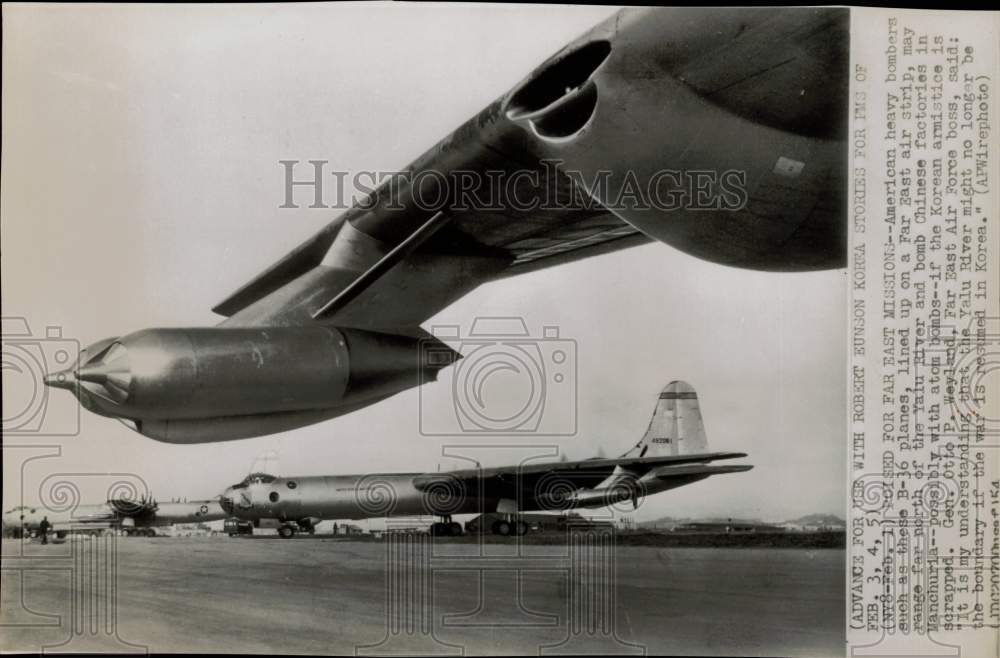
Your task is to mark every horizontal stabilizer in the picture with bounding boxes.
[647,463,753,480]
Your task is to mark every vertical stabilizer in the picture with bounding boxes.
[621,381,708,458]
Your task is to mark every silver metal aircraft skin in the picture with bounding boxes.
[45,7,848,443]
[219,381,752,537]
[3,497,226,537]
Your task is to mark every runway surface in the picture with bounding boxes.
[1,537,844,655]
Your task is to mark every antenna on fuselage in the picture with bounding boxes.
[247,449,281,477]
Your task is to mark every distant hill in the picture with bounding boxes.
[637,516,683,528]
[784,513,845,526]
[639,516,764,528]
[640,513,845,528]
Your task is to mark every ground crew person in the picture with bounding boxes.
[38,516,51,544]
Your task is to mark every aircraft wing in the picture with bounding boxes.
[412,451,749,499]
[213,7,848,331]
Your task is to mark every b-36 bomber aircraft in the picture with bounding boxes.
[45,7,848,443]
[219,381,752,537]
[3,497,225,538]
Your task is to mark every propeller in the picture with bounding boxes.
[108,491,158,517]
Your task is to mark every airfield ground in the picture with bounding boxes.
[1,536,844,655]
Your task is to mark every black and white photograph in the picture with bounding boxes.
[4,3,988,656]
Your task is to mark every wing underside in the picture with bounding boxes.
[211,7,847,330]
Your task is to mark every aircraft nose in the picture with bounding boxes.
[219,490,235,515]
[44,368,76,390]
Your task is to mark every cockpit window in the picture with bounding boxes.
[229,472,277,489]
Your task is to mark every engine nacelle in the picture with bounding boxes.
[60,326,458,432]
[500,8,848,271]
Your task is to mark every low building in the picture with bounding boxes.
[672,521,786,534]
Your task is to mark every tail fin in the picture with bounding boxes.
[622,381,708,458]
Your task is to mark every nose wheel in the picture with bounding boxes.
[278,524,296,538]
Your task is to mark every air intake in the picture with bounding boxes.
[505,39,611,139]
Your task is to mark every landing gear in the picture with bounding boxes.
[278,524,296,538]
[491,517,529,536]
[125,527,155,537]
[430,522,463,536]
[429,516,463,537]
[297,519,316,536]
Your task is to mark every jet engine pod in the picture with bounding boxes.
[71,327,353,420]
[52,325,461,443]
[338,328,458,405]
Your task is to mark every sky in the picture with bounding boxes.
[2,3,846,524]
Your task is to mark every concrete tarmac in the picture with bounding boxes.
[1,536,844,655]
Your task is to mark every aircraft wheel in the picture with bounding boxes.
[494,520,511,536]
[448,522,463,536]
[515,520,528,536]
[278,524,296,539]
